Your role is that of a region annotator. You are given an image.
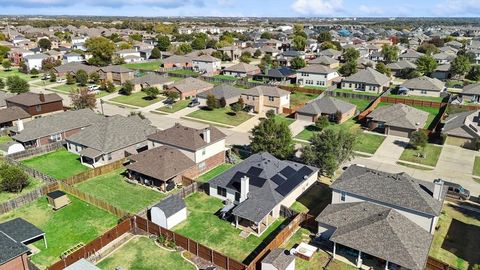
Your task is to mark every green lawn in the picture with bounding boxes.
[97,236,195,270]
[75,169,169,213]
[187,107,253,126]
[122,61,162,71]
[335,97,374,111]
[473,157,480,177]
[290,92,319,108]
[0,136,12,144]
[0,195,118,268]
[173,192,285,262]
[110,91,164,107]
[21,149,89,179]
[399,144,443,167]
[290,182,331,216]
[156,100,190,113]
[0,69,39,81]
[0,177,43,203]
[196,163,235,183]
[334,88,380,97]
[167,69,199,76]
[212,75,237,81]
[274,115,295,126]
[31,80,57,87]
[52,83,82,93]
[355,133,386,154]
[386,94,445,103]
[429,204,480,270]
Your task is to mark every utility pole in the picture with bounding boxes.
[100,99,104,115]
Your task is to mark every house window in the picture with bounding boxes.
[268,96,274,101]
[235,192,241,201]
[198,161,206,171]
[421,90,427,94]
[341,191,346,201]
[217,186,227,197]
[50,133,62,142]
[35,105,42,112]
[202,148,206,155]
[108,153,112,160]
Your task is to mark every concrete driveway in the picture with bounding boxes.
[290,120,311,137]
[370,135,409,163]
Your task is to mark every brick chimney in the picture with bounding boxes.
[39,92,45,102]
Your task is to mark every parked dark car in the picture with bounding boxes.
[188,98,200,107]
[443,181,470,200]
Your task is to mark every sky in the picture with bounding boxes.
[0,0,480,17]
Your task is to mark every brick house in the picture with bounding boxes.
[98,65,134,85]
[240,86,290,114]
[168,77,214,100]
[6,92,63,118]
[296,95,357,123]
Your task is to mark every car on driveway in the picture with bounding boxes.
[188,98,200,107]
[442,180,470,200]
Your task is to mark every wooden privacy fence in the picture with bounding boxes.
[134,216,247,270]
[380,96,444,108]
[6,141,64,160]
[279,85,325,95]
[0,182,59,215]
[426,257,457,270]
[63,158,126,184]
[47,218,132,270]
[357,95,383,122]
[4,157,58,183]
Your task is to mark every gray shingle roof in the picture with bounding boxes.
[443,110,480,139]
[54,62,99,74]
[401,76,445,92]
[99,65,133,73]
[297,65,336,74]
[0,232,29,265]
[387,60,417,70]
[223,62,260,73]
[192,54,220,62]
[152,194,186,218]
[131,74,174,86]
[0,92,15,108]
[316,202,433,270]
[367,103,429,130]
[0,107,30,124]
[171,77,213,93]
[242,85,290,98]
[262,249,295,270]
[309,55,339,65]
[0,218,44,243]
[64,259,101,270]
[462,83,480,95]
[343,68,390,86]
[297,96,356,115]
[197,84,245,100]
[331,165,444,215]
[318,49,341,58]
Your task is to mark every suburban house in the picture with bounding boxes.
[240,85,290,114]
[318,48,342,59]
[218,46,241,61]
[261,248,295,270]
[197,84,245,107]
[277,50,305,67]
[433,52,455,64]
[115,49,142,63]
[296,65,340,87]
[147,123,227,176]
[10,109,103,148]
[399,49,424,62]
[98,65,134,85]
[130,75,175,92]
[400,76,446,97]
[316,165,445,270]
[296,95,356,123]
[53,62,99,77]
[460,83,480,104]
[222,62,261,77]
[163,55,192,69]
[0,107,30,129]
[66,115,157,167]
[168,77,214,100]
[209,152,319,236]
[0,92,14,109]
[442,110,480,149]
[63,53,84,64]
[252,67,296,84]
[8,48,34,65]
[386,60,417,77]
[5,92,63,117]
[432,64,452,81]
[366,103,429,137]
[192,54,221,75]
[24,53,49,71]
[308,55,340,69]
[341,68,391,94]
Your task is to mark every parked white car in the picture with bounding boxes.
[56,78,67,83]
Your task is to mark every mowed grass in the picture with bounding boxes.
[473,157,480,177]
[156,100,190,113]
[21,149,89,179]
[336,96,374,111]
[75,169,168,213]
[187,107,253,126]
[274,115,295,126]
[173,192,285,262]
[334,88,380,97]
[167,69,199,76]
[0,69,39,81]
[399,144,443,167]
[0,195,118,268]
[429,204,480,270]
[212,75,237,81]
[0,177,44,203]
[97,236,195,270]
[290,92,319,108]
[122,61,162,71]
[0,136,12,144]
[110,91,164,107]
[196,163,235,183]
[355,133,386,154]
[290,182,331,216]
[387,93,445,103]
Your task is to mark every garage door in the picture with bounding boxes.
[387,127,411,138]
[296,113,314,122]
[446,136,474,149]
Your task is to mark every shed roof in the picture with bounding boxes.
[152,194,186,218]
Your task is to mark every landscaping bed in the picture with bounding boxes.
[0,195,118,268]
[399,144,442,167]
[110,91,164,107]
[196,163,235,183]
[21,149,89,179]
[156,100,190,113]
[122,61,162,71]
[186,107,253,126]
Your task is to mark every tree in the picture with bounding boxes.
[320,41,337,50]
[375,62,391,77]
[259,54,274,72]
[0,164,29,193]
[292,36,307,51]
[89,72,100,84]
[315,115,330,131]
[144,86,159,99]
[37,38,52,51]
[0,45,10,61]
[342,48,360,63]
[261,32,273,39]
[240,53,251,64]
[417,43,439,55]
[317,31,332,43]
[250,117,295,160]
[129,33,143,42]
[293,24,307,39]
[467,65,480,81]
[266,109,275,119]
[206,94,218,109]
[410,130,428,150]
[290,57,306,69]
[176,43,192,55]
[254,49,262,58]
[231,102,242,114]
[416,55,438,76]
[206,39,217,49]
[191,37,206,50]
[381,44,399,63]
[450,55,471,78]
[41,58,61,71]
[166,91,179,100]
[66,73,75,85]
[85,37,116,66]
[29,68,39,77]
[121,80,133,96]
[156,35,171,51]
[0,78,4,90]
[19,61,28,74]
[76,70,88,86]
[219,97,227,108]
[49,71,56,82]
[106,81,116,93]
[2,59,11,71]
[338,61,357,76]
[150,47,161,59]
[302,129,357,177]
[70,87,97,109]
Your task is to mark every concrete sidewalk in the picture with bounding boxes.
[289,120,311,137]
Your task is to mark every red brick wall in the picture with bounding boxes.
[7,101,64,117]
[0,253,29,270]
[183,151,225,179]
[36,127,83,146]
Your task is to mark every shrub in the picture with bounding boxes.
[0,164,29,193]
[266,109,275,119]
[315,115,330,131]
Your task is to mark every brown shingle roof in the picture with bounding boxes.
[6,92,63,106]
[0,107,30,124]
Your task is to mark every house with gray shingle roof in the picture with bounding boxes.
[240,86,290,114]
[222,62,261,77]
[296,95,356,123]
[461,83,480,103]
[400,76,446,97]
[366,103,429,137]
[261,248,295,270]
[442,110,480,149]
[197,84,246,106]
[315,165,446,270]
[386,60,417,77]
[308,55,340,68]
[341,67,391,94]
[209,152,318,236]
[168,77,214,100]
[297,65,340,88]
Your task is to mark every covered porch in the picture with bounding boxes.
[126,170,177,193]
[330,242,403,270]
[79,148,103,168]
[233,211,275,237]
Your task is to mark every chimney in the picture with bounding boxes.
[433,179,444,201]
[39,92,45,102]
[17,119,24,132]
[240,176,249,203]
[202,128,211,143]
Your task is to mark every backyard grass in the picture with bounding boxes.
[335,97,374,111]
[156,100,190,113]
[429,204,480,270]
[0,195,118,268]
[173,192,285,262]
[290,182,331,216]
[399,144,443,167]
[334,88,380,97]
[110,91,164,107]
[212,74,238,81]
[274,115,295,126]
[0,69,39,81]
[0,136,12,144]
[97,236,195,270]
[473,157,480,177]
[75,169,168,213]
[122,61,162,71]
[186,107,253,126]
[196,163,235,183]
[21,148,89,179]
[290,92,319,108]
[167,69,199,76]
[0,177,43,203]
[386,93,445,103]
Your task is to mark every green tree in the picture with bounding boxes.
[342,48,360,63]
[85,36,116,66]
[206,94,218,109]
[317,32,332,43]
[320,41,337,50]
[37,38,52,51]
[176,43,192,55]
[69,87,97,109]
[240,53,251,64]
[150,47,161,59]
[121,80,133,96]
[254,49,262,58]
[89,72,100,84]
[250,117,295,160]
[129,33,143,42]
[450,55,471,78]
[191,37,206,50]
[231,102,242,115]
[292,35,307,51]
[315,115,330,131]
[338,61,357,76]
[416,55,438,76]
[417,43,439,55]
[2,59,11,70]
[375,62,391,77]
[467,65,480,81]
[49,71,56,82]
[29,68,39,77]
[76,69,88,86]
[302,129,357,177]
[410,130,428,150]
[144,86,159,99]
[293,24,307,39]
[290,57,306,69]
[381,44,399,63]
[156,35,171,51]
[261,32,273,39]
[166,91,179,100]
[0,45,10,61]
[66,73,75,84]
[41,58,61,71]
[0,164,29,193]
[106,81,116,93]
